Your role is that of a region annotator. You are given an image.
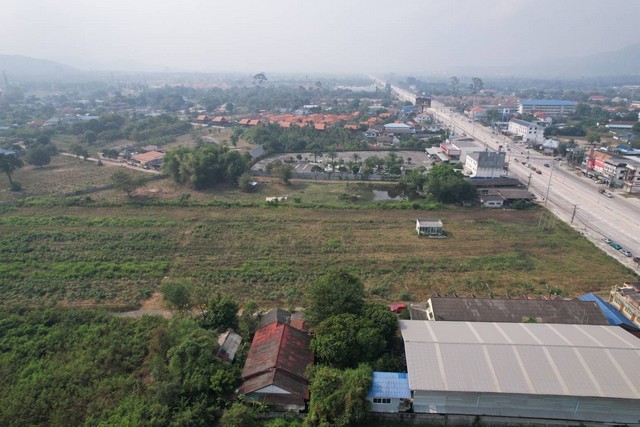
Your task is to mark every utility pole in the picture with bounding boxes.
[544,159,554,207]
[526,174,532,190]
[570,204,577,224]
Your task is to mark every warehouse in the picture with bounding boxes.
[400,320,640,424]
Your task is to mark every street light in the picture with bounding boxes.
[544,159,554,207]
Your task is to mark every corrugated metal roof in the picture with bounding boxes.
[579,293,639,330]
[368,372,411,399]
[401,320,640,399]
[427,297,609,325]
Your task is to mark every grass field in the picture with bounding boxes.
[0,203,635,309]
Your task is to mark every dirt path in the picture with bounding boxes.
[114,292,173,318]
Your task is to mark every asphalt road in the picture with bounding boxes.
[430,101,640,271]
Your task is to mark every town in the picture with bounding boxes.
[2,1,640,426]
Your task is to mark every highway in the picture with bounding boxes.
[430,100,640,271]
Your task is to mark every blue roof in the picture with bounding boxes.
[0,147,16,156]
[520,99,576,106]
[368,372,411,399]
[579,293,639,330]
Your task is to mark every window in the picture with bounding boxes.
[373,398,391,404]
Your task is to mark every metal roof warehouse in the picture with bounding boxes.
[400,320,640,424]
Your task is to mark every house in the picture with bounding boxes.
[217,330,242,362]
[237,309,313,412]
[579,293,640,336]
[131,150,165,168]
[609,282,640,329]
[623,162,640,194]
[479,192,504,208]
[400,320,640,424]
[416,219,443,236]
[367,372,411,413]
[410,297,609,325]
[542,138,559,154]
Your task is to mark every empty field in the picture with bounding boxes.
[0,205,635,308]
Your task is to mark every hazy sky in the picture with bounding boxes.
[3,0,639,74]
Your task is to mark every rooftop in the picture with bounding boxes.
[401,320,640,399]
[368,372,411,399]
[520,99,576,106]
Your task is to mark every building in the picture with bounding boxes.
[367,372,411,413]
[518,99,576,116]
[579,293,640,336]
[400,320,640,424]
[410,297,609,325]
[464,151,505,178]
[507,119,545,143]
[131,150,165,168]
[217,330,242,362]
[416,219,443,236]
[606,120,635,130]
[237,310,313,411]
[624,162,640,193]
[383,123,415,135]
[609,282,640,328]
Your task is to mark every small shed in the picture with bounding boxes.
[416,219,443,236]
[367,372,411,413]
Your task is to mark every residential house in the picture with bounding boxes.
[609,282,640,328]
[131,151,165,168]
[237,309,313,412]
[400,320,640,424]
[367,372,411,413]
[416,219,443,236]
[217,330,242,362]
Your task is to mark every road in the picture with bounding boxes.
[429,100,640,271]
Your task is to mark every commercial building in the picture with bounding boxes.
[400,320,640,424]
[464,151,505,178]
[507,119,545,143]
[518,99,576,116]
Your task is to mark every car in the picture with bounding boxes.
[604,192,613,198]
[610,242,622,250]
[603,237,612,244]
[536,169,542,174]
[619,248,633,257]
[543,163,550,168]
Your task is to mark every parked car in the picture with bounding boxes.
[536,169,542,175]
[604,192,613,198]
[543,163,550,168]
[610,242,622,250]
[619,248,633,257]
[603,237,612,244]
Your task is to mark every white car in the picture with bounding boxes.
[619,248,633,257]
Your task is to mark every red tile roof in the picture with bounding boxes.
[238,118,251,125]
[240,322,313,398]
[196,114,209,121]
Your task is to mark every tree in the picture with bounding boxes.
[220,403,257,427]
[586,132,601,143]
[632,121,640,135]
[111,170,144,197]
[470,77,484,95]
[252,72,267,86]
[305,269,364,325]
[160,281,192,312]
[0,153,23,187]
[426,163,476,204]
[310,313,387,368]
[449,76,460,96]
[25,146,51,167]
[281,164,293,184]
[238,172,256,192]
[84,130,97,144]
[305,364,372,427]
[70,144,89,160]
[199,294,239,332]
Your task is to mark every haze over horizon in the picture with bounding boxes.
[3,0,640,75]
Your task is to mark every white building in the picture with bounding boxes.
[508,119,545,143]
[400,320,640,424]
[623,162,640,194]
[464,151,505,178]
[383,123,415,135]
[518,99,576,116]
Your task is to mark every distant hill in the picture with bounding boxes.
[0,54,79,81]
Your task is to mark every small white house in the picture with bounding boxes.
[367,372,411,413]
[416,219,443,236]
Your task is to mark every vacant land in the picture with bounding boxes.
[0,204,635,309]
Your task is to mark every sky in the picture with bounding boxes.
[3,0,640,74]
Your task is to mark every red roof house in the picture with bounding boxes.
[238,316,313,411]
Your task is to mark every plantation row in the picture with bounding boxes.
[0,207,635,307]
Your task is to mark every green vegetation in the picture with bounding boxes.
[0,308,241,426]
